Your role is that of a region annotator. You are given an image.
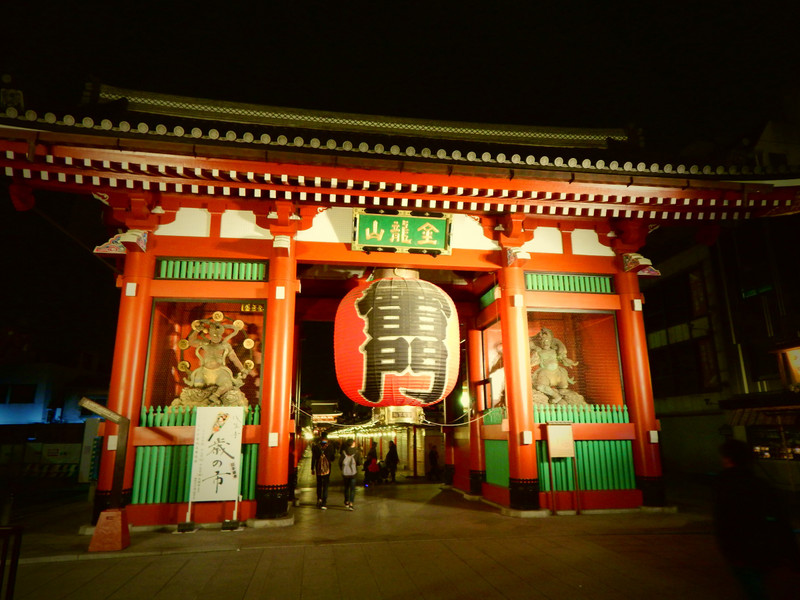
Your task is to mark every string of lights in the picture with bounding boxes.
[420,411,484,427]
[297,405,485,441]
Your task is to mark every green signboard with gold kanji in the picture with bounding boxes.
[352,209,451,255]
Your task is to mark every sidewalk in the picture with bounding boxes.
[7,459,799,599]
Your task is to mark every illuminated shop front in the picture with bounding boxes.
[722,343,800,493]
[3,82,798,525]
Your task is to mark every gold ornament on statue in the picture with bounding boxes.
[243,338,255,349]
[244,359,255,370]
[233,319,244,330]
[177,339,190,350]
[212,311,224,322]
[178,360,191,373]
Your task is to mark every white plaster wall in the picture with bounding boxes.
[520,226,563,254]
[450,214,499,250]
[571,229,615,256]
[296,209,501,249]
[154,207,212,237]
[296,207,352,243]
[220,210,272,239]
[153,208,612,262]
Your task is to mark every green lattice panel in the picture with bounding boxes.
[157,259,267,281]
[525,273,613,294]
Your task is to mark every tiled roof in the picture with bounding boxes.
[93,84,629,149]
[4,95,798,183]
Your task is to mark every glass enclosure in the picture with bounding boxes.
[144,300,264,410]
[482,310,623,408]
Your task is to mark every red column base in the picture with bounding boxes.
[89,508,131,552]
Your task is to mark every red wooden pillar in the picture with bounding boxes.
[497,258,539,509]
[443,425,455,485]
[255,234,298,518]
[288,325,301,497]
[93,250,155,522]
[615,270,664,505]
[467,328,486,495]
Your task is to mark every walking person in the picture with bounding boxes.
[339,438,361,510]
[427,444,441,481]
[364,440,379,487]
[311,435,335,509]
[385,440,399,483]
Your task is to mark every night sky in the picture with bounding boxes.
[3,2,798,149]
[2,2,799,379]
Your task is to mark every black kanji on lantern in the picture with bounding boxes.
[356,279,452,404]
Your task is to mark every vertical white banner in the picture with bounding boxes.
[189,406,244,502]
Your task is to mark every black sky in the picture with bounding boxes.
[4,2,799,151]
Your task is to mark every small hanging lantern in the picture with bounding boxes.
[334,269,459,407]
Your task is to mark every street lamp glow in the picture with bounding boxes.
[459,385,471,409]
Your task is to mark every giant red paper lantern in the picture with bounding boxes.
[334,277,460,407]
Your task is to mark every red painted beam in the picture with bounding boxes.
[148,280,270,299]
[536,422,636,440]
[132,425,261,446]
[126,500,257,526]
[523,291,621,311]
[483,422,636,441]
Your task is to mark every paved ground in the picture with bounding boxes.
[6,457,800,600]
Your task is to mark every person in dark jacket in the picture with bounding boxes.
[311,436,336,509]
[385,440,399,483]
[339,438,362,510]
[427,444,441,481]
[712,439,799,598]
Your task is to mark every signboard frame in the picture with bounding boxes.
[352,208,452,255]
